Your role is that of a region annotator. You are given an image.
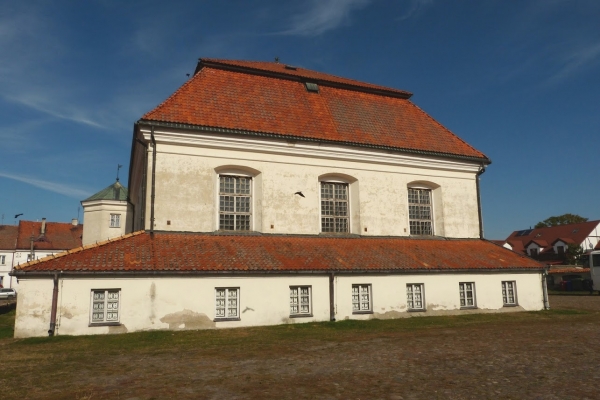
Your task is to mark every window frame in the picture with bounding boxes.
[0,255,5,265]
[214,287,241,321]
[89,289,121,326]
[319,180,350,234]
[407,186,434,236]
[289,285,313,317]
[352,284,373,314]
[109,213,121,228]
[218,174,253,231]
[459,282,477,309]
[406,283,426,311]
[501,281,518,307]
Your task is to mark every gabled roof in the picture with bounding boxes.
[0,225,18,250]
[506,221,600,255]
[140,58,490,163]
[16,220,83,251]
[82,181,128,202]
[14,232,543,274]
[525,239,549,248]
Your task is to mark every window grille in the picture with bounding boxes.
[321,182,349,233]
[352,284,372,312]
[91,290,120,323]
[408,188,433,235]
[219,176,251,231]
[215,288,240,319]
[459,282,475,308]
[110,214,121,228]
[406,284,425,310]
[290,286,312,315]
[502,281,517,305]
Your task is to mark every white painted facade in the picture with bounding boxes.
[0,251,14,288]
[130,127,482,238]
[81,199,132,246]
[14,272,544,338]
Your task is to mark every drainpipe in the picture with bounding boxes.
[476,165,486,239]
[150,126,157,235]
[542,268,550,310]
[329,272,336,321]
[48,273,59,336]
[29,235,35,261]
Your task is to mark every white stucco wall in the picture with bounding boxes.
[14,272,544,338]
[135,129,482,238]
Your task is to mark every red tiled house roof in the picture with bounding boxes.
[16,221,83,251]
[0,225,18,250]
[139,58,490,163]
[14,232,543,274]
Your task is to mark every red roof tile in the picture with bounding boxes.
[16,221,83,251]
[15,232,543,273]
[547,267,589,275]
[140,59,489,162]
[0,225,18,249]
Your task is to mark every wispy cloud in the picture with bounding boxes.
[396,0,433,21]
[278,0,371,37]
[0,171,91,199]
[545,41,600,85]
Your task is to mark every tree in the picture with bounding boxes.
[534,214,588,229]
[565,243,585,265]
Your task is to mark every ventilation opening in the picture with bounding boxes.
[305,82,319,93]
[285,65,297,70]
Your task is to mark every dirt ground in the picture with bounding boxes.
[4,295,600,400]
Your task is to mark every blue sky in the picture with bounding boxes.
[1,0,599,239]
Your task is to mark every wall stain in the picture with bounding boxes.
[242,307,255,314]
[160,309,216,330]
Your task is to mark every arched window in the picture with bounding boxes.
[407,181,441,236]
[319,173,359,234]
[215,166,261,231]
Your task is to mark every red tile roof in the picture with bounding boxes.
[0,225,18,249]
[547,267,589,275]
[16,220,83,251]
[14,232,543,273]
[140,59,489,162]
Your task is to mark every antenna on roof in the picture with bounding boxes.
[274,57,280,63]
[116,164,123,182]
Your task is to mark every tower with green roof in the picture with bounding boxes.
[81,180,131,246]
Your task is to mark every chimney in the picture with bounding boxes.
[41,218,47,235]
[71,218,78,226]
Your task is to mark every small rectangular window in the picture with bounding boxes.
[0,255,5,265]
[459,282,476,308]
[219,176,252,231]
[406,284,425,311]
[556,245,565,255]
[529,247,539,256]
[352,284,372,313]
[502,281,517,306]
[215,288,240,320]
[290,286,312,316]
[408,188,433,235]
[110,214,121,228]
[321,182,349,233]
[90,289,120,324]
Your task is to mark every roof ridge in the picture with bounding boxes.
[14,230,145,270]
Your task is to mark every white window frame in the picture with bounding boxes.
[0,255,5,265]
[407,186,434,236]
[217,174,253,231]
[502,281,518,306]
[352,284,372,313]
[319,180,350,233]
[459,282,476,308]
[290,286,312,317]
[90,289,121,325]
[406,283,425,311]
[110,213,121,228]
[215,287,240,321]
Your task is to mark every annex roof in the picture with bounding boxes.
[82,181,128,202]
[16,220,83,252]
[140,58,490,163]
[14,232,543,274]
[506,221,600,255]
[0,225,18,250]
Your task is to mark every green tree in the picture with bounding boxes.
[534,213,588,229]
[565,243,585,265]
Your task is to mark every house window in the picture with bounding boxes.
[557,245,565,255]
[408,188,433,235]
[0,255,5,265]
[406,284,425,311]
[529,247,539,257]
[321,182,349,233]
[215,288,240,320]
[502,281,517,306]
[90,290,120,324]
[27,254,36,262]
[219,175,251,231]
[352,284,372,313]
[459,282,476,308]
[290,286,312,316]
[110,214,121,228]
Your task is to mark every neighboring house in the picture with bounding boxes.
[0,219,83,289]
[503,221,600,264]
[81,180,132,246]
[12,58,544,338]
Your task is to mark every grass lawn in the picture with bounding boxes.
[2,301,600,399]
